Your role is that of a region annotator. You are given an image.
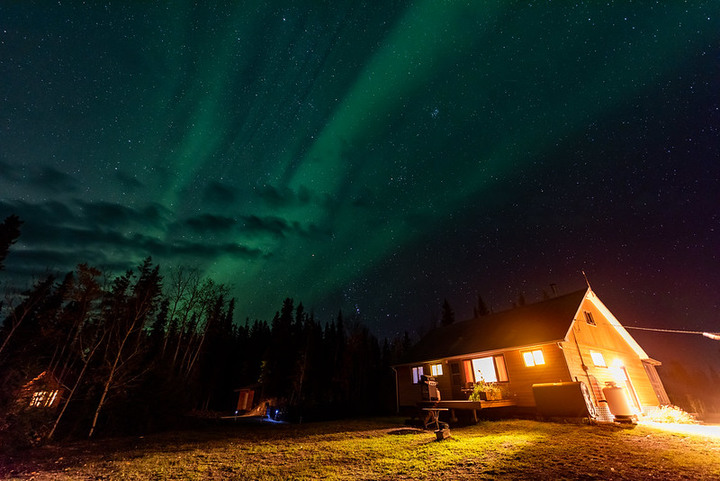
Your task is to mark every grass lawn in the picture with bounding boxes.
[1,417,719,480]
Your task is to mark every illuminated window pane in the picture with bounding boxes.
[46,390,59,407]
[472,357,498,382]
[523,349,545,367]
[431,364,443,376]
[523,351,535,367]
[412,366,424,384]
[532,350,545,365]
[590,351,607,367]
[30,391,47,407]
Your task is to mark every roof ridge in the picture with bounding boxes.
[457,288,588,324]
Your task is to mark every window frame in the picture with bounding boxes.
[522,349,546,367]
[430,363,443,376]
[411,366,424,384]
[590,351,607,367]
[464,354,509,383]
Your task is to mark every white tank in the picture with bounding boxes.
[602,382,633,417]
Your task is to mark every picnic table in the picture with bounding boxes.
[421,406,449,431]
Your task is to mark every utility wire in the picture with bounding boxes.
[624,325,720,340]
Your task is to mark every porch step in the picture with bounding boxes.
[595,400,614,423]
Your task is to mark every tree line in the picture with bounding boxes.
[0,216,408,446]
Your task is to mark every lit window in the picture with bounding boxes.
[431,363,443,376]
[590,351,607,367]
[30,391,47,407]
[464,355,508,382]
[412,366,424,384]
[523,349,545,367]
[29,389,59,408]
[472,357,497,382]
[584,311,596,326]
[494,356,509,382]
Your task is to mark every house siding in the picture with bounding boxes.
[562,298,664,411]
[397,365,420,406]
[398,345,572,408]
[395,290,668,414]
[505,343,572,407]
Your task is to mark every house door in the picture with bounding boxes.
[642,360,670,405]
[618,366,641,411]
[449,362,463,399]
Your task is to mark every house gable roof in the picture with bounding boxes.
[584,289,650,359]
[398,289,588,365]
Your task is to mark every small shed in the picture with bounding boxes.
[233,385,258,413]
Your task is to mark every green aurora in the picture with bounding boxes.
[1,2,718,344]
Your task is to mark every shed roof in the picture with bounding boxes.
[399,289,588,365]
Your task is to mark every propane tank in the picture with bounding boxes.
[602,381,633,421]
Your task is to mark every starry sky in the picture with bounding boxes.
[1,2,718,365]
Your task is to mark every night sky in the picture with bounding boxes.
[1,2,718,366]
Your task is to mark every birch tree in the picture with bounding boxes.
[88,258,162,438]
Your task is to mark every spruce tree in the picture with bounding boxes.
[440,298,455,326]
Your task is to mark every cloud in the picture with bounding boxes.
[0,200,79,229]
[124,232,265,261]
[1,197,274,284]
[78,201,134,227]
[240,214,291,237]
[116,170,144,190]
[29,166,80,194]
[73,199,172,231]
[0,159,21,182]
[2,214,265,287]
[257,184,313,208]
[203,181,237,205]
[185,214,236,233]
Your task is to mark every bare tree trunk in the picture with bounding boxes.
[88,323,135,438]
[169,269,200,366]
[291,350,308,406]
[184,317,210,377]
[47,332,104,441]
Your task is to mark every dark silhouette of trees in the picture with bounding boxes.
[0,239,406,443]
[0,214,22,270]
[0,275,56,360]
[440,298,455,326]
[473,294,490,317]
[517,292,526,306]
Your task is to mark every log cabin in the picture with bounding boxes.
[393,288,670,422]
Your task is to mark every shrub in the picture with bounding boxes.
[468,381,507,401]
[644,405,697,424]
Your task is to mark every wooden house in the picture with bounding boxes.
[17,371,64,409]
[393,288,670,421]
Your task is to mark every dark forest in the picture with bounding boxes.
[0,216,406,446]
